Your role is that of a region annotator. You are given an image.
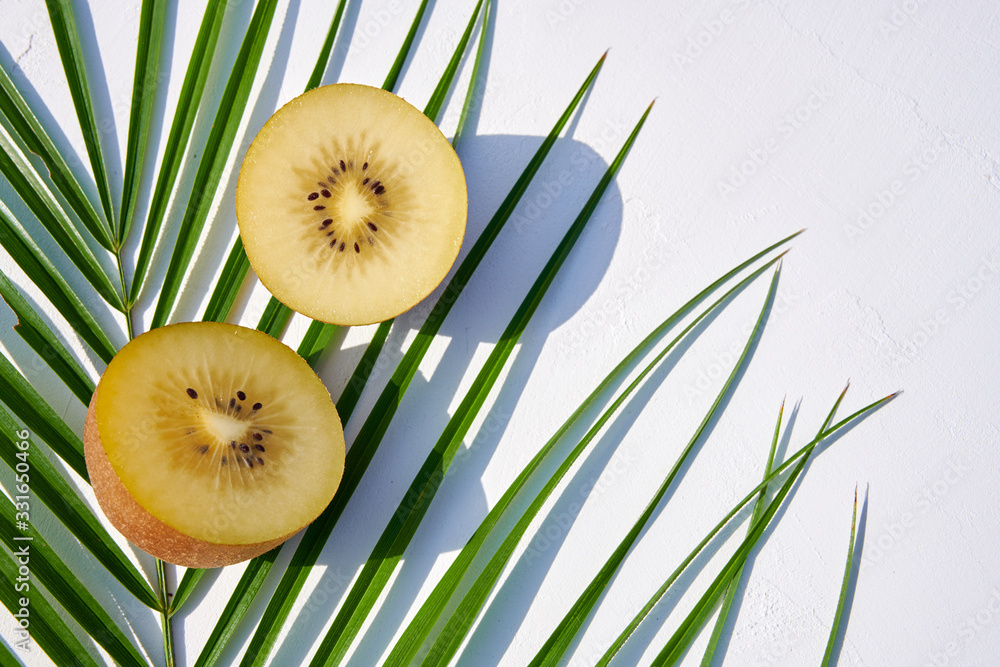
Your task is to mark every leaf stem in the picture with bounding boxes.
[157,558,175,667]
[114,245,134,340]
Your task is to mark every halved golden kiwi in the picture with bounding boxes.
[84,322,345,568]
[236,83,468,325]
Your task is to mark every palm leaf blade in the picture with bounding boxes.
[0,200,117,363]
[596,386,891,665]
[0,353,87,479]
[700,399,783,665]
[42,0,115,227]
[821,487,860,667]
[129,0,228,304]
[151,0,280,328]
[0,124,123,310]
[0,63,109,249]
[528,264,780,667]
[0,268,94,405]
[118,0,167,243]
[411,255,785,667]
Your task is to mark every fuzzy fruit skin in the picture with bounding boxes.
[85,386,293,568]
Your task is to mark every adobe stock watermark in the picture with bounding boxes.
[7,428,33,654]
[543,0,592,27]
[347,1,407,57]
[683,283,802,403]
[716,84,834,198]
[521,447,636,566]
[878,0,932,38]
[673,0,757,73]
[924,586,1000,666]
[556,222,670,358]
[862,457,968,569]
[888,250,999,366]
[511,115,632,235]
[844,132,952,243]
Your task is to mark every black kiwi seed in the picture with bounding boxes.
[362,161,368,170]
[307,192,319,201]
[321,189,331,198]
[329,240,337,247]
[263,429,272,434]
[371,180,381,190]
[198,445,209,454]
[314,205,326,211]
[246,459,254,468]
[235,404,242,412]
[339,242,346,252]
[239,444,250,453]
[237,390,246,401]
[256,457,264,465]
[253,433,263,440]
[229,398,236,409]
[254,444,265,452]
[321,219,332,228]
[186,388,198,399]
[339,160,346,171]
[363,177,370,185]
[374,185,385,195]
[230,441,237,449]
[354,242,360,253]
[221,456,228,464]
[253,402,262,410]
[367,222,378,232]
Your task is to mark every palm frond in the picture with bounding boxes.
[117,0,167,244]
[151,0,280,328]
[42,0,115,229]
[0,62,109,249]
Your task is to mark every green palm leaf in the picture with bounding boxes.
[597,386,893,665]
[0,268,94,405]
[151,0,279,328]
[652,449,813,666]
[0,199,116,363]
[129,0,228,306]
[405,251,787,667]
[0,351,86,479]
[0,123,123,310]
[0,62,110,250]
[528,263,780,667]
[117,0,166,244]
[821,486,860,667]
[700,399,783,666]
[43,0,116,229]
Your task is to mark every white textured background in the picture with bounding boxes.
[2,0,998,665]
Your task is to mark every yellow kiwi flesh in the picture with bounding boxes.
[85,322,345,568]
[236,83,467,325]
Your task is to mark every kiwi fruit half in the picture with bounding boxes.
[236,83,467,325]
[84,322,345,568]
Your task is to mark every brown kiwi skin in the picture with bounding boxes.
[84,385,294,569]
